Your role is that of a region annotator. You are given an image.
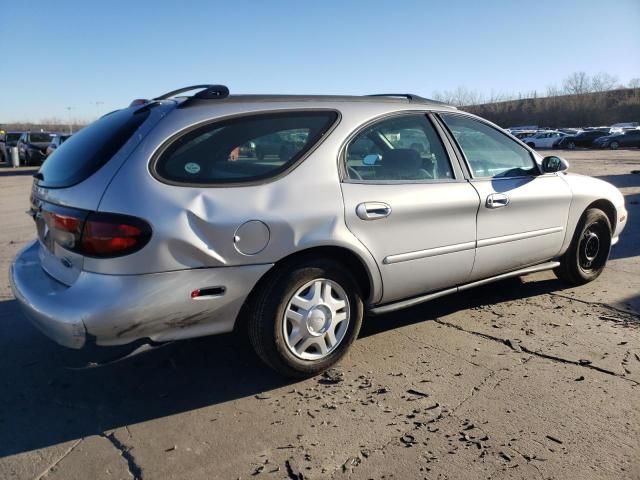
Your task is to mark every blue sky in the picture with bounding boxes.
[2,0,639,122]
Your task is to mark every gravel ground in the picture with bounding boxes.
[0,149,638,480]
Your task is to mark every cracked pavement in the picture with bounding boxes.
[1,149,639,479]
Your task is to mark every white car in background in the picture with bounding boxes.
[523,131,568,149]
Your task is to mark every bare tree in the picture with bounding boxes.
[431,86,485,106]
[546,84,562,97]
[629,78,640,89]
[591,72,619,92]
[562,71,591,95]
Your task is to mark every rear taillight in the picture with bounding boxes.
[42,210,84,250]
[81,213,151,257]
[41,206,151,258]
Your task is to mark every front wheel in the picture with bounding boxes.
[554,208,612,285]
[567,141,576,150]
[247,258,364,377]
[610,141,620,150]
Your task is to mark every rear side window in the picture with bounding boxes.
[38,108,150,188]
[30,133,52,143]
[154,111,338,185]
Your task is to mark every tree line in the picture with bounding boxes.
[433,72,640,128]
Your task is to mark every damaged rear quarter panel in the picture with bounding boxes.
[93,102,385,303]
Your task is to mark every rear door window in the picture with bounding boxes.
[154,111,338,185]
[38,108,151,188]
[345,114,454,181]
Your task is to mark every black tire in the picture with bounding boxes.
[247,258,364,378]
[554,208,612,285]
[610,141,619,150]
[567,141,576,150]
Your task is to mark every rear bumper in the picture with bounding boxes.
[10,241,272,349]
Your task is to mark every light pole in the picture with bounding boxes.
[66,106,73,134]
[94,101,104,119]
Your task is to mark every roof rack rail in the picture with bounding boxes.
[153,84,230,101]
[366,93,450,105]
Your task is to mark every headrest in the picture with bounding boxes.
[381,149,422,173]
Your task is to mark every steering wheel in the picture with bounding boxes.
[347,166,363,180]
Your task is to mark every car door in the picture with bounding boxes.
[625,130,640,147]
[438,113,572,281]
[540,133,554,148]
[340,113,480,304]
[17,133,27,161]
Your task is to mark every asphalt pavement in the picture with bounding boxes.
[0,149,638,479]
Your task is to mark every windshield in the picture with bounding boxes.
[38,108,150,188]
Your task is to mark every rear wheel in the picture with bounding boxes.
[610,141,620,150]
[247,258,364,377]
[554,208,612,285]
[567,141,576,150]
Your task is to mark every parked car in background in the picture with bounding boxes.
[609,122,639,135]
[554,130,608,149]
[1,131,23,164]
[593,129,640,149]
[507,125,538,132]
[511,130,538,140]
[558,128,581,135]
[9,85,628,377]
[17,132,53,166]
[45,134,71,158]
[523,131,568,148]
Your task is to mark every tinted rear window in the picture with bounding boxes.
[154,111,338,185]
[30,133,52,143]
[38,108,150,188]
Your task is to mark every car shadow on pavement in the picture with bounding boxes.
[611,191,639,261]
[0,275,634,459]
[0,298,290,458]
[595,173,640,189]
[360,276,568,338]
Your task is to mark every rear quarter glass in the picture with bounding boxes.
[37,107,151,188]
[153,110,339,185]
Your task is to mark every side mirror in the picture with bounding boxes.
[363,154,381,166]
[541,156,569,173]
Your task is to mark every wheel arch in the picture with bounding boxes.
[587,199,617,233]
[559,198,617,258]
[234,245,378,334]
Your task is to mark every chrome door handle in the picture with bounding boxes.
[356,202,392,220]
[486,193,509,209]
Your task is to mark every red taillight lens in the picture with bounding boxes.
[81,213,151,257]
[39,204,151,258]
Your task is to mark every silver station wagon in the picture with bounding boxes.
[11,85,627,376]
